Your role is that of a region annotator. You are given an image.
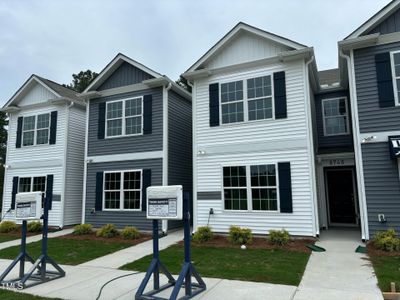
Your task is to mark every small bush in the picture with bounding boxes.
[96,224,119,238]
[268,229,290,246]
[193,226,213,243]
[0,221,17,233]
[27,221,42,233]
[121,226,140,240]
[73,224,93,235]
[373,229,400,252]
[228,226,253,245]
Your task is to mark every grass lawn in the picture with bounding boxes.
[121,243,310,286]
[0,234,151,265]
[0,289,61,300]
[369,254,400,292]
[0,235,20,243]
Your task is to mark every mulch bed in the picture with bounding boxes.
[0,225,65,239]
[58,232,152,245]
[179,234,314,253]
[367,242,400,257]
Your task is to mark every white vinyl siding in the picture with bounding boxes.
[322,97,349,136]
[390,50,400,105]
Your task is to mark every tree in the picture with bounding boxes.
[64,70,98,93]
[0,112,8,212]
[176,75,192,93]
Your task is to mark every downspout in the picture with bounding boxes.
[304,55,320,236]
[339,49,369,241]
[81,98,90,224]
[60,101,74,228]
[162,82,172,234]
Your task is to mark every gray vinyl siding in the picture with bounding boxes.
[85,158,162,231]
[354,42,400,133]
[362,142,400,236]
[87,87,163,156]
[168,91,192,229]
[98,62,154,91]
[314,90,353,153]
[367,8,400,35]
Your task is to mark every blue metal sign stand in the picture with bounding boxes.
[0,196,65,288]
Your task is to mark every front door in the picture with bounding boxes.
[325,168,357,225]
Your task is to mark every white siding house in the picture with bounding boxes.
[183,23,320,236]
[1,75,86,228]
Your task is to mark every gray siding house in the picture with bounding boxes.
[81,53,191,232]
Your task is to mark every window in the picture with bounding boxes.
[223,164,278,211]
[103,170,142,210]
[220,75,274,124]
[22,113,50,146]
[322,97,349,136]
[18,176,46,193]
[106,97,143,137]
[391,51,400,104]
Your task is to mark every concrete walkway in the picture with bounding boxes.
[293,229,383,300]
[0,228,74,250]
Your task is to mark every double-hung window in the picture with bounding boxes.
[220,81,244,124]
[18,176,46,194]
[106,97,143,138]
[22,113,50,146]
[391,51,400,104]
[223,164,278,211]
[247,76,273,121]
[322,97,349,136]
[103,170,142,210]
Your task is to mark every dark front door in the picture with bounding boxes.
[326,169,357,224]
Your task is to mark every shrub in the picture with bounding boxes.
[373,229,400,252]
[96,224,119,238]
[0,221,17,233]
[268,229,290,246]
[121,226,140,240]
[27,221,42,233]
[73,224,93,235]
[193,226,213,243]
[228,226,253,245]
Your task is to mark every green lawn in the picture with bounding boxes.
[0,235,19,243]
[0,289,61,300]
[120,244,310,286]
[370,255,400,292]
[0,237,137,265]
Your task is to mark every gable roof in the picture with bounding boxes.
[3,74,82,109]
[345,0,400,39]
[83,53,162,92]
[185,22,308,73]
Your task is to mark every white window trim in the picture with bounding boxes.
[218,74,275,126]
[18,176,47,194]
[22,113,50,147]
[221,164,280,213]
[105,96,144,139]
[322,97,350,137]
[390,50,400,106]
[102,169,142,211]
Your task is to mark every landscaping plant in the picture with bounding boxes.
[27,221,42,233]
[96,223,119,238]
[373,229,400,252]
[268,229,290,246]
[0,221,17,233]
[121,226,140,239]
[73,224,93,235]
[228,225,253,245]
[192,226,213,243]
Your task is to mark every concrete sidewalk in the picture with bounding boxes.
[293,229,383,300]
[0,228,74,250]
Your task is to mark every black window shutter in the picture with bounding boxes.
[49,111,58,145]
[278,162,293,213]
[98,102,106,139]
[142,169,152,211]
[16,117,23,148]
[143,95,153,134]
[11,176,19,209]
[375,52,395,108]
[273,71,287,119]
[95,172,104,211]
[209,83,220,127]
[46,175,54,210]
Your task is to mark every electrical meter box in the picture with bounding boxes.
[146,185,183,220]
[15,192,42,221]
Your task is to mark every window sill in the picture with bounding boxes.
[104,133,143,139]
[222,209,281,214]
[20,143,52,149]
[102,209,142,212]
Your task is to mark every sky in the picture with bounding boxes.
[0,0,391,105]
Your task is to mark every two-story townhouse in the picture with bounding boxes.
[1,75,86,227]
[183,23,321,237]
[80,53,192,232]
[338,0,400,240]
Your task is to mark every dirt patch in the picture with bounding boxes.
[58,232,152,245]
[179,235,314,253]
[367,242,400,257]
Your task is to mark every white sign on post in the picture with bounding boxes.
[146,185,183,220]
[15,192,42,220]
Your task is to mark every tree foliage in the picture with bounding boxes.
[0,112,8,212]
[176,75,192,93]
[65,70,98,93]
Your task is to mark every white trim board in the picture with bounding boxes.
[87,151,163,164]
[360,130,400,143]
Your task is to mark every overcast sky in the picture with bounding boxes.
[0,0,391,105]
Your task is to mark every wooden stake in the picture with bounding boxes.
[391,282,396,293]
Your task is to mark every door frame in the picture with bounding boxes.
[324,167,359,227]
